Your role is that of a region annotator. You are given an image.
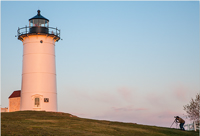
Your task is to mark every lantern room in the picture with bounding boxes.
[29,10,49,27]
[29,10,49,34]
[17,10,60,42]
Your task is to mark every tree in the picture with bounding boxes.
[183,93,200,123]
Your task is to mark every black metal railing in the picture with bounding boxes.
[17,26,60,38]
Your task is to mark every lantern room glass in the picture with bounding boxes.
[29,19,49,27]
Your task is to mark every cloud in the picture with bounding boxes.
[67,87,121,106]
[146,93,159,102]
[68,86,139,106]
[112,106,148,112]
[94,107,184,127]
[117,87,134,103]
[134,108,148,111]
[93,92,121,105]
[145,110,187,127]
[112,106,134,112]
[171,84,189,102]
[62,86,189,128]
[72,88,91,100]
[145,92,164,107]
[156,110,183,119]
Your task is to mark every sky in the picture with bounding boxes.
[1,1,199,128]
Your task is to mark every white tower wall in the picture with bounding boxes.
[20,35,57,111]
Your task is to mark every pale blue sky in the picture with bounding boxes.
[1,1,199,127]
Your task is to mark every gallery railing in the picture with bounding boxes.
[17,26,60,38]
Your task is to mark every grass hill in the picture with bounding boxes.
[1,111,199,136]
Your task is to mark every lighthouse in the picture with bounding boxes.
[17,10,60,112]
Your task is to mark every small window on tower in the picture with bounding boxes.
[35,97,40,107]
[44,98,49,103]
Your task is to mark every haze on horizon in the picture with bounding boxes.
[1,1,199,127]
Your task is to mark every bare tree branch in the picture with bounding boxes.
[183,93,200,123]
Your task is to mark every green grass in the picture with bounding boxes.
[1,111,199,136]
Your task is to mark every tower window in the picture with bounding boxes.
[44,98,49,102]
[35,98,40,107]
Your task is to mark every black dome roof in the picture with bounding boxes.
[29,10,49,21]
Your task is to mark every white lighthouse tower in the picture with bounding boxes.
[17,10,60,112]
